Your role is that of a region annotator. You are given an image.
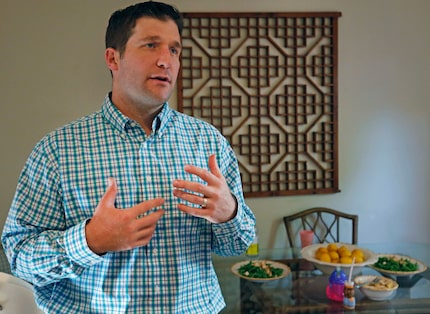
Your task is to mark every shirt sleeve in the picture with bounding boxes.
[1,137,104,287]
[211,136,256,256]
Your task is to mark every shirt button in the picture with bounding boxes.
[155,286,161,294]
[152,249,158,254]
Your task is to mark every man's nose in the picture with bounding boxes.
[156,47,171,68]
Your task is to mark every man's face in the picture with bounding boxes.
[110,17,182,109]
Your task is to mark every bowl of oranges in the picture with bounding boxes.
[301,243,378,275]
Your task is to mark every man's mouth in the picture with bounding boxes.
[152,75,170,83]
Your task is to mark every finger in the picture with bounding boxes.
[177,204,217,223]
[172,180,205,196]
[208,154,222,178]
[184,163,215,185]
[97,177,117,211]
[134,225,159,246]
[172,188,206,206]
[135,209,165,231]
[177,203,205,217]
[129,198,165,218]
[133,209,165,245]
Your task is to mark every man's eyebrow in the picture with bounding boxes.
[139,36,182,48]
[173,40,182,49]
[139,35,162,42]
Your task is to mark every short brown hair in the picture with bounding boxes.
[105,1,183,56]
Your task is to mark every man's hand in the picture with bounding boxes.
[85,178,165,255]
[172,154,237,223]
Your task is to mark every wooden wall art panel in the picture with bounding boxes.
[177,12,341,197]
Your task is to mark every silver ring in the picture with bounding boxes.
[202,197,208,208]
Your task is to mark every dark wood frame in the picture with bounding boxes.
[178,12,341,197]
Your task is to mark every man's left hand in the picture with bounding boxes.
[172,154,237,223]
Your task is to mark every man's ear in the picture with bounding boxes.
[105,48,120,71]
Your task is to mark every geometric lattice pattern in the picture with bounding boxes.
[178,12,341,197]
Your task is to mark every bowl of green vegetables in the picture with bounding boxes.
[369,254,427,277]
[231,260,291,282]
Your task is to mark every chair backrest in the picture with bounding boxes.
[283,207,358,248]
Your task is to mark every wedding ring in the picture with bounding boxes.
[202,197,208,208]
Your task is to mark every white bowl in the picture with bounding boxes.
[301,243,378,275]
[354,275,398,301]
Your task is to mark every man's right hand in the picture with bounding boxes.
[85,177,165,255]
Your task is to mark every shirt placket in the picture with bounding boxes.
[139,136,163,308]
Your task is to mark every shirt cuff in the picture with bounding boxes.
[213,198,243,236]
[63,220,104,267]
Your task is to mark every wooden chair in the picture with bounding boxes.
[283,207,358,249]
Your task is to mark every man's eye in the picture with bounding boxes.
[146,43,156,48]
[170,47,179,55]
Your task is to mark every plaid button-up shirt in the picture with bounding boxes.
[2,94,255,314]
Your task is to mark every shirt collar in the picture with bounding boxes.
[101,93,173,138]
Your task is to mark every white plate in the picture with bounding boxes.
[0,272,43,313]
[369,254,428,277]
[231,260,291,283]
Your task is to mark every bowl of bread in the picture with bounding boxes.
[354,275,398,301]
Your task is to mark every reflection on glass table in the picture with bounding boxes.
[213,243,430,314]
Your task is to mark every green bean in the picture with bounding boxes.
[374,256,418,272]
[238,261,284,278]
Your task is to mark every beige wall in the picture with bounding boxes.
[1,0,429,248]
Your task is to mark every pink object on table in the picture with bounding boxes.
[299,230,314,248]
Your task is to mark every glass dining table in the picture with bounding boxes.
[212,242,430,313]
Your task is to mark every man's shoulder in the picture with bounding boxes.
[170,109,220,133]
[47,110,103,137]
[35,110,103,149]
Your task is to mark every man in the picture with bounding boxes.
[2,2,256,313]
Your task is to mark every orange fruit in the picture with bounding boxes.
[318,253,331,263]
[327,243,338,251]
[340,256,353,264]
[340,249,352,258]
[353,256,364,263]
[315,247,329,259]
[329,251,340,263]
[351,250,364,262]
[352,249,364,258]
